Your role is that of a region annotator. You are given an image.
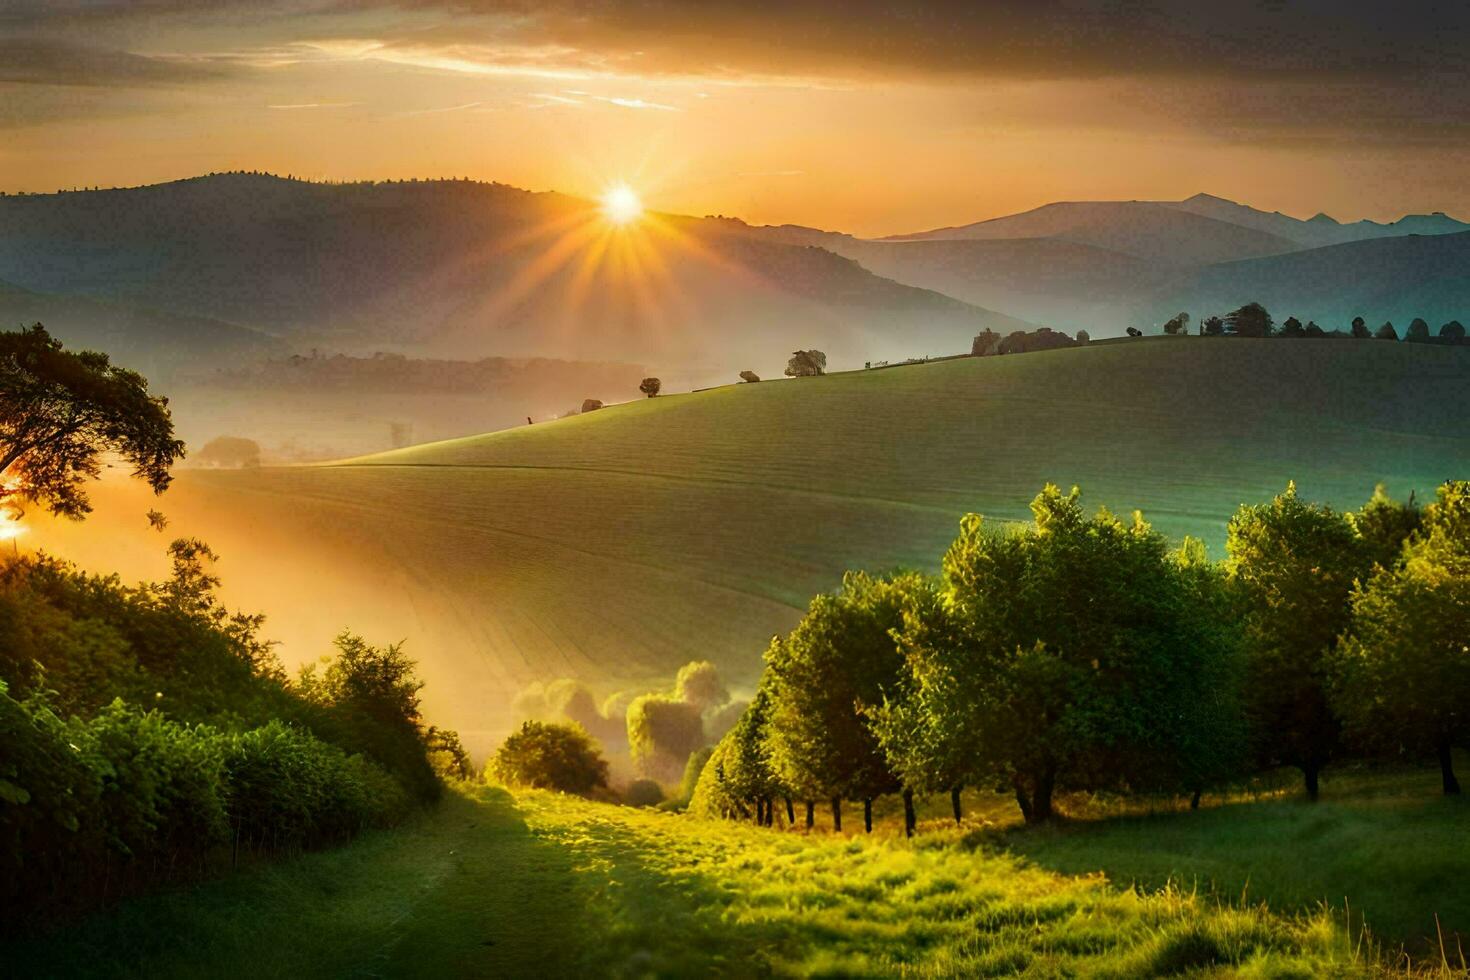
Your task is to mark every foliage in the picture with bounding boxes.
[1350,316,1370,338]
[622,778,664,807]
[0,323,184,518]
[1074,329,1089,343]
[194,435,261,468]
[672,659,729,712]
[424,726,474,781]
[738,370,760,383]
[1225,484,1370,796]
[1442,320,1467,341]
[1349,484,1421,571]
[1224,302,1273,338]
[1331,481,1470,794]
[1280,316,1304,338]
[1375,321,1398,340]
[1201,315,1225,335]
[1162,312,1190,335]
[783,349,827,377]
[488,720,608,795]
[1405,318,1431,342]
[638,377,661,398]
[626,694,705,782]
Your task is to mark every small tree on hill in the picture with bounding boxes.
[0,324,184,518]
[1440,321,1466,341]
[1075,330,1090,344]
[1225,302,1273,338]
[195,435,261,469]
[1304,321,1325,338]
[1332,481,1470,795]
[739,370,761,383]
[581,398,603,413]
[1350,316,1370,339]
[639,377,662,397]
[489,720,609,795]
[673,660,730,713]
[784,350,827,378]
[1163,312,1190,336]
[1405,319,1431,343]
[1375,321,1398,341]
[1201,316,1225,336]
[1280,316,1305,338]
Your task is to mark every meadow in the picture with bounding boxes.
[30,338,1470,750]
[11,768,1466,978]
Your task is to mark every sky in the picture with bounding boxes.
[2,1,1468,237]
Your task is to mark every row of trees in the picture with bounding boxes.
[694,481,1468,833]
[1160,304,1468,342]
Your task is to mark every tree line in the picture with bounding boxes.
[1162,303,1468,342]
[692,481,1469,833]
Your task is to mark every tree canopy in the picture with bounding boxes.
[489,720,609,795]
[1225,303,1273,338]
[0,324,184,518]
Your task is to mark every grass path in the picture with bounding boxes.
[18,782,1454,978]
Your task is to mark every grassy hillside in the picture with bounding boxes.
[11,774,1462,977]
[31,339,1470,751]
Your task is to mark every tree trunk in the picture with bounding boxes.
[950,785,963,824]
[764,797,775,827]
[805,800,815,829]
[1190,788,1202,811]
[1013,775,1033,825]
[1303,762,1321,801]
[1439,739,1462,795]
[902,788,916,838]
[1031,769,1055,823]
[785,797,796,825]
[831,797,842,832]
[754,797,765,825]
[863,797,873,833]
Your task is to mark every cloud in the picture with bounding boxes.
[0,37,229,87]
[267,100,362,109]
[594,96,678,111]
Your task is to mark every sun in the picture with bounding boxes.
[601,184,643,225]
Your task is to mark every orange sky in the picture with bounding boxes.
[3,2,1467,237]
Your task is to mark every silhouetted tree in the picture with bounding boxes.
[1280,316,1305,338]
[1163,312,1190,336]
[195,435,261,469]
[784,350,827,378]
[1202,316,1225,336]
[1350,316,1370,339]
[1440,321,1466,341]
[739,370,761,383]
[0,324,184,518]
[1405,319,1431,343]
[1225,302,1273,338]
[1075,330,1090,344]
[1126,327,1142,337]
[1304,321,1325,338]
[1375,322,1398,341]
[581,398,603,413]
[639,377,662,397]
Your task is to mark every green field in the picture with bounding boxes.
[13,770,1466,978]
[32,339,1470,749]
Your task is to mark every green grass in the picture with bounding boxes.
[13,778,1462,978]
[30,340,1470,751]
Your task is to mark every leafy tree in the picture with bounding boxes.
[1201,316,1225,336]
[1374,321,1398,341]
[0,324,184,518]
[195,435,261,468]
[1405,319,1431,342]
[784,350,827,378]
[893,487,1244,824]
[739,370,761,383]
[1440,320,1466,341]
[1349,485,1421,572]
[489,720,608,795]
[765,572,920,832]
[1280,316,1305,338]
[424,726,473,780]
[1225,303,1273,338]
[1331,481,1470,795]
[1350,316,1370,339]
[1075,329,1090,344]
[1163,312,1190,336]
[720,677,787,825]
[639,377,662,397]
[1304,321,1325,338]
[626,694,705,782]
[1226,485,1371,798]
[673,660,730,712]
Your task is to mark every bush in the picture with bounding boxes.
[489,721,609,795]
[623,779,664,807]
[627,695,705,782]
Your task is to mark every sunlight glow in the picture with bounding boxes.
[601,184,643,225]
[0,508,25,542]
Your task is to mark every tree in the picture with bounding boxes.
[1075,330,1090,344]
[1225,302,1273,338]
[581,398,603,413]
[720,677,787,825]
[1374,321,1398,341]
[1349,485,1421,572]
[0,324,184,518]
[1225,485,1370,799]
[639,377,662,397]
[1406,318,1431,343]
[765,572,920,833]
[739,370,761,383]
[424,726,473,780]
[194,435,261,469]
[1202,316,1225,336]
[1350,316,1370,339]
[489,720,609,795]
[1280,316,1305,338]
[1163,312,1190,336]
[784,350,827,378]
[626,694,705,782]
[673,660,729,713]
[1304,321,1326,338]
[1332,482,1470,795]
[892,487,1244,824]
[1440,321,1466,342]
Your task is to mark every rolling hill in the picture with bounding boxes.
[1163,192,1470,249]
[31,339,1470,756]
[0,174,1025,381]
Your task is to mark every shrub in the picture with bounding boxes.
[739,370,760,383]
[639,377,662,397]
[489,721,609,795]
[623,779,664,807]
[627,695,705,782]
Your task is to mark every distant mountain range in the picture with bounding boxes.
[0,175,1466,381]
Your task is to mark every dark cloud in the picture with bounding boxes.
[0,38,230,87]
